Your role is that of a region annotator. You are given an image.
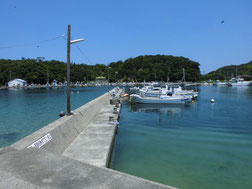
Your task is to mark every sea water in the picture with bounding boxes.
[0,86,110,148]
[110,86,252,189]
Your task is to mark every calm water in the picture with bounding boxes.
[110,86,252,189]
[0,86,110,148]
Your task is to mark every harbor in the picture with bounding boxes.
[0,87,175,189]
[1,1,252,188]
[0,85,252,188]
[111,85,252,189]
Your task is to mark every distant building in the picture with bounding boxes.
[8,79,27,88]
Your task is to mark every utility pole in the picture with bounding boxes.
[108,67,111,92]
[65,25,84,116]
[66,24,71,116]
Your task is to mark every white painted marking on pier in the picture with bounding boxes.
[27,133,52,148]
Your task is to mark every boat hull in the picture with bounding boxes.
[231,82,252,86]
[144,91,198,99]
[130,94,192,105]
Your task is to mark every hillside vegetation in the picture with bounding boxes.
[0,55,201,85]
[204,61,252,80]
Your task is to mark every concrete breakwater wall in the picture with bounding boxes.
[10,89,115,155]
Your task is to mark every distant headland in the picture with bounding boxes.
[0,55,251,87]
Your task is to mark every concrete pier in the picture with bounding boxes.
[0,148,176,189]
[63,103,121,167]
[0,88,176,189]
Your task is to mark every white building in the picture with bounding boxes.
[8,79,27,88]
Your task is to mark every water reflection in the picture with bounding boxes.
[131,104,185,114]
[214,85,252,98]
[129,103,189,125]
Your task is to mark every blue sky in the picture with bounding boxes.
[0,0,252,73]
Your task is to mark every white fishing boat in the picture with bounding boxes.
[129,86,140,94]
[63,81,67,87]
[139,69,198,99]
[141,86,161,97]
[45,82,50,88]
[230,78,252,86]
[140,85,198,99]
[213,80,230,86]
[52,80,58,87]
[169,86,198,99]
[130,94,192,105]
[75,81,80,87]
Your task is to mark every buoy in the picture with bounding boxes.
[77,91,79,94]
[59,111,65,117]
[211,99,215,103]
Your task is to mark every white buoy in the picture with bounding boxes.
[211,99,215,103]
[77,91,79,94]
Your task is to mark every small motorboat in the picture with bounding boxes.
[130,94,192,105]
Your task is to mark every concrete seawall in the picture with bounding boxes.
[11,90,112,155]
[0,88,176,189]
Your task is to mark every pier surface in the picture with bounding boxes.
[0,148,175,189]
[63,104,120,167]
[0,88,176,189]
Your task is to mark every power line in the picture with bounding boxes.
[62,34,94,65]
[73,43,93,65]
[1,33,95,65]
[0,35,64,49]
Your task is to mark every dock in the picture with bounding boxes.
[62,103,120,167]
[0,88,176,189]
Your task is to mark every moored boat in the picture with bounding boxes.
[213,80,230,86]
[130,94,192,105]
[129,86,140,94]
[140,85,198,99]
[230,78,252,86]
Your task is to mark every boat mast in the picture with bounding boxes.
[182,68,185,83]
[182,68,186,90]
[166,76,170,90]
[236,67,238,79]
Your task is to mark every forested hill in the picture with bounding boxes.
[204,60,252,80]
[109,55,201,82]
[0,55,201,85]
